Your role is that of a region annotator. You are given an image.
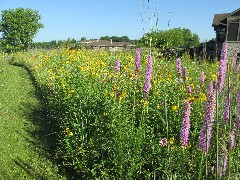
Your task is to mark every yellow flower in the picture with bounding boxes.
[200,93,206,101]
[172,105,178,111]
[169,137,174,145]
[140,99,145,103]
[64,127,73,136]
[187,97,192,102]
[156,104,160,109]
[69,131,73,136]
[144,101,149,106]
[110,91,115,97]
[211,73,217,80]
[189,83,194,89]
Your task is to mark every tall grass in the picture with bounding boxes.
[11,46,240,178]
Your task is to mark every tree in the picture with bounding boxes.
[0,8,44,52]
[80,37,86,41]
[138,28,200,49]
[100,36,110,41]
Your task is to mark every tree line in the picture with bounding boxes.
[138,28,200,49]
[0,7,201,53]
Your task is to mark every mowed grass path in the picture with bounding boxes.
[0,59,65,179]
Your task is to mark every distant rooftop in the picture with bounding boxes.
[80,40,135,47]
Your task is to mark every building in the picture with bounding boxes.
[212,8,240,61]
[79,40,136,52]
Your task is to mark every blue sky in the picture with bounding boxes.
[1,0,240,42]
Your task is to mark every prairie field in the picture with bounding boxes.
[2,46,240,179]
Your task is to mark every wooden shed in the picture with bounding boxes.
[212,8,240,60]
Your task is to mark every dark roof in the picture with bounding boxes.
[212,8,240,26]
[212,13,229,26]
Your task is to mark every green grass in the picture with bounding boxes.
[0,58,65,179]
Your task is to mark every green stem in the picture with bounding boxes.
[198,153,204,180]
[164,86,171,175]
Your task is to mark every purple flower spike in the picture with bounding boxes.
[236,62,240,72]
[218,41,228,94]
[236,91,240,129]
[115,59,120,71]
[200,71,205,85]
[180,100,191,149]
[144,54,153,99]
[186,86,192,95]
[230,58,236,70]
[182,67,187,84]
[230,129,235,149]
[176,58,182,74]
[176,58,182,88]
[199,81,216,154]
[135,50,140,76]
[221,152,228,176]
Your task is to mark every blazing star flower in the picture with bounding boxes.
[199,81,216,154]
[230,129,235,149]
[180,100,191,149]
[176,58,182,87]
[218,148,229,177]
[144,54,152,99]
[186,86,192,95]
[221,152,228,176]
[236,62,240,72]
[218,41,228,94]
[200,71,205,85]
[115,59,120,71]
[236,91,240,129]
[176,58,182,75]
[135,50,140,76]
[182,67,187,84]
[230,58,236,70]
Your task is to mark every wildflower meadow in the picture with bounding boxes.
[4,42,240,179]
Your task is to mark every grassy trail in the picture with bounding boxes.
[0,59,65,179]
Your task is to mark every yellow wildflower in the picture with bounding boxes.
[69,131,73,136]
[110,91,115,97]
[211,73,217,80]
[172,105,178,111]
[144,101,149,106]
[64,127,73,137]
[200,93,206,101]
[169,137,174,145]
[140,99,145,103]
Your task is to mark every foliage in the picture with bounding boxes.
[100,35,131,42]
[0,8,44,52]
[31,38,78,49]
[12,48,240,179]
[138,28,200,49]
